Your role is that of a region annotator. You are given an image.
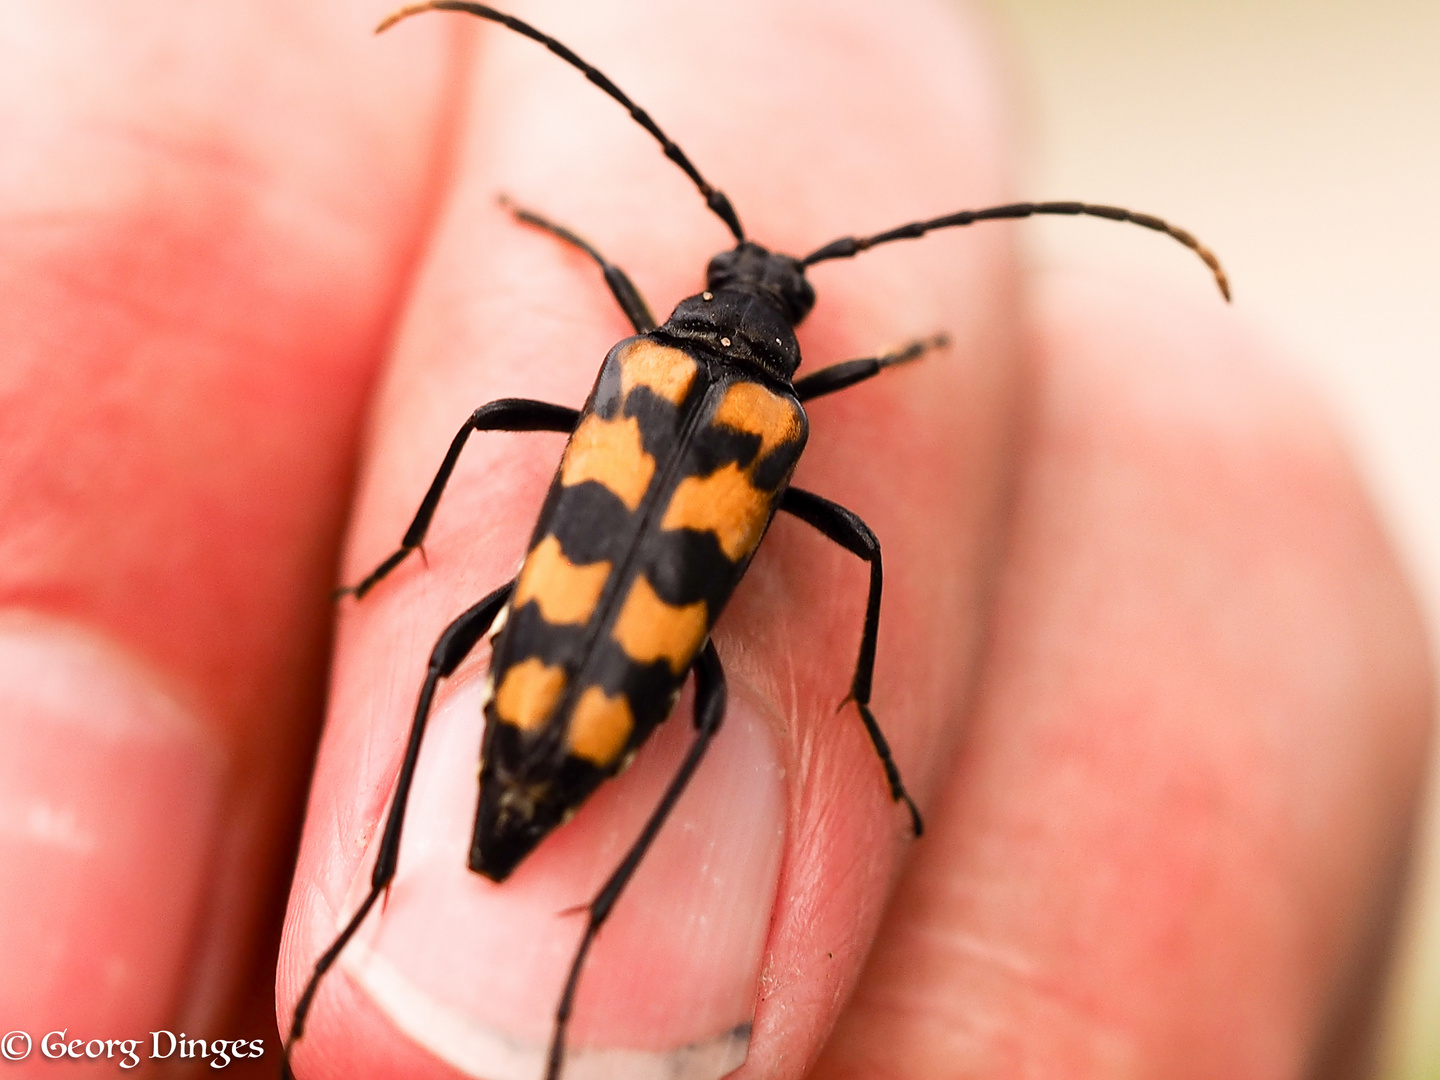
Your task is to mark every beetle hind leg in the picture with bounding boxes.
[284,579,515,1073]
[544,640,727,1080]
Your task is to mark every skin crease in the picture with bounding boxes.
[0,3,1430,1080]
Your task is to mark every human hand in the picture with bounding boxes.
[2,2,1429,1079]
[0,0,455,1069]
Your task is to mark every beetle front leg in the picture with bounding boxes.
[791,333,948,403]
[503,198,658,334]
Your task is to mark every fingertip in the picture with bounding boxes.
[282,679,786,1080]
[0,614,227,1035]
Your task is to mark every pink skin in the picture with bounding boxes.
[0,0,457,1067]
[0,2,1430,1080]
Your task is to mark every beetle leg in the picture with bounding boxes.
[338,399,579,599]
[545,639,726,1080]
[284,579,515,1075]
[791,334,947,403]
[502,198,658,334]
[780,487,922,837]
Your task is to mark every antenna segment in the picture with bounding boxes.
[378,2,746,243]
[804,200,1230,301]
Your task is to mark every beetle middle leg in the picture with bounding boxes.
[780,486,923,836]
[545,638,727,1080]
[339,399,579,599]
[285,579,515,1070]
[792,333,948,402]
[502,198,658,334]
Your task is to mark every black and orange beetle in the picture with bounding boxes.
[286,4,1230,1078]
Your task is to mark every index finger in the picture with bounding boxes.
[278,0,1021,1077]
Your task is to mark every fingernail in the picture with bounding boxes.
[337,671,786,1080]
[0,613,226,1031]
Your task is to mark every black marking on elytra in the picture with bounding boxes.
[502,603,592,670]
[752,442,803,493]
[645,528,736,610]
[544,485,635,566]
[474,718,608,880]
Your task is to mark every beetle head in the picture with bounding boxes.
[705,242,815,326]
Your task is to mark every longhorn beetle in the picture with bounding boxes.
[286,4,1230,1079]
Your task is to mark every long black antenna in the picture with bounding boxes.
[803,200,1230,301]
[378,2,746,243]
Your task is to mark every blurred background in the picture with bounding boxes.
[980,0,1439,1075]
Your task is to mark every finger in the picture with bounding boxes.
[0,0,457,1052]
[813,271,1434,1077]
[278,0,1024,1077]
